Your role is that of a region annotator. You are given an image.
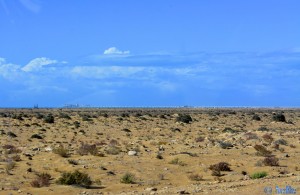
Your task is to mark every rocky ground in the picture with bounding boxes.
[0,108,299,194]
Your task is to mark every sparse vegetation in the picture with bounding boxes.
[31,173,51,188]
[68,159,79,165]
[188,173,203,181]
[169,158,186,166]
[250,171,267,179]
[263,156,279,166]
[274,138,288,146]
[5,160,16,174]
[252,114,261,121]
[244,132,258,140]
[56,170,92,188]
[0,108,298,194]
[7,131,17,138]
[106,146,121,155]
[262,134,274,143]
[3,144,21,154]
[59,113,71,119]
[53,145,69,158]
[218,141,233,149]
[120,172,136,184]
[209,162,231,172]
[254,144,272,157]
[78,143,98,156]
[31,134,43,139]
[176,114,192,123]
[44,114,54,123]
[272,113,286,122]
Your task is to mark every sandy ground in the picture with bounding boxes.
[0,108,299,194]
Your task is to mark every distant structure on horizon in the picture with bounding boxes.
[63,104,91,108]
[64,104,80,108]
[33,104,39,109]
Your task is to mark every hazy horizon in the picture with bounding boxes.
[1,1,300,107]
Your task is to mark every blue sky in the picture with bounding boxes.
[1,0,300,107]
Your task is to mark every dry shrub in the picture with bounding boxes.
[56,170,92,188]
[106,146,121,155]
[209,162,231,172]
[188,173,203,181]
[78,143,98,156]
[31,173,51,188]
[262,134,273,143]
[53,145,69,158]
[195,137,205,142]
[263,157,279,166]
[254,144,272,157]
[244,132,258,140]
[3,145,21,154]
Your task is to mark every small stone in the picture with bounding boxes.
[32,147,40,151]
[243,175,250,180]
[128,150,137,156]
[284,154,290,158]
[146,187,157,191]
[45,146,52,152]
[178,190,190,194]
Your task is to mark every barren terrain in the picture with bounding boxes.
[0,108,299,194]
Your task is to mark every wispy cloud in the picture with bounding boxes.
[1,50,300,106]
[0,58,22,80]
[103,47,130,55]
[71,66,145,79]
[22,57,59,72]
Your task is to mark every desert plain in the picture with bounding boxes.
[0,108,299,195]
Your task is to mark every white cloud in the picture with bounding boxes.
[22,57,58,72]
[0,61,22,80]
[71,66,145,79]
[103,47,130,55]
[0,57,6,64]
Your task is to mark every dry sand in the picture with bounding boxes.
[0,108,299,194]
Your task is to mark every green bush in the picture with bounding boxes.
[250,171,267,179]
[56,170,92,188]
[120,173,136,184]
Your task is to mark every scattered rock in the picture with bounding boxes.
[146,187,158,191]
[45,146,52,152]
[128,150,137,156]
[107,171,115,175]
[178,190,190,194]
[32,147,40,151]
[284,154,290,158]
